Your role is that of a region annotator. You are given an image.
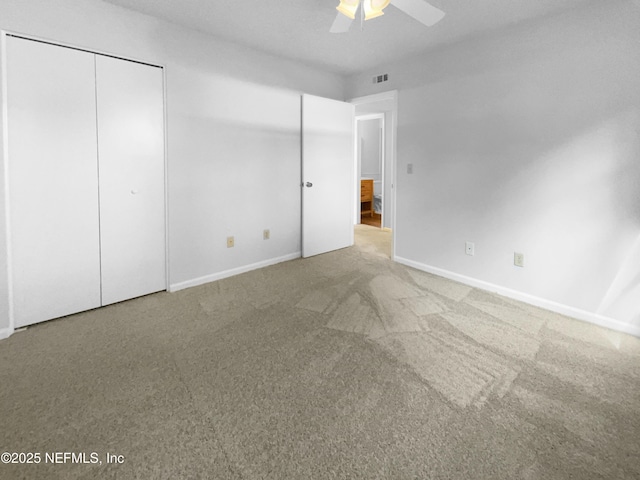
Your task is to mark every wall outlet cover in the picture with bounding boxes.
[514,252,524,267]
[465,242,475,256]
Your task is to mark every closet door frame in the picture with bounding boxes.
[0,30,170,338]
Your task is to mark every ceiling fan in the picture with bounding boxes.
[330,0,445,33]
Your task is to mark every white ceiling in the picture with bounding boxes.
[101,0,597,75]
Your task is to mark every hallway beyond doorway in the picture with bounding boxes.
[354,223,391,259]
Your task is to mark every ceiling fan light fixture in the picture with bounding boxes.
[336,0,360,20]
[363,0,391,20]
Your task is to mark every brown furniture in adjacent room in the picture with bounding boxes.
[360,179,373,217]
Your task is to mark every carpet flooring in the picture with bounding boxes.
[1,225,639,479]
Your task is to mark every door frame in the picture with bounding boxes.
[349,90,398,260]
[0,30,169,339]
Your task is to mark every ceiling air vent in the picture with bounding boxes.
[372,73,389,84]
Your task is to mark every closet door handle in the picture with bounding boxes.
[130,189,140,195]
[305,182,313,188]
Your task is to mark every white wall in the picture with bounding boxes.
[346,0,640,335]
[0,0,345,337]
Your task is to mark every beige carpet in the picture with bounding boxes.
[1,224,639,479]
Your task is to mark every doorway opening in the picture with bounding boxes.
[350,90,398,260]
[356,113,384,229]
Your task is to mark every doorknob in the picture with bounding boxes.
[306,182,313,187]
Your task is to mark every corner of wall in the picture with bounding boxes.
[0,326,12,340]
[0,30,12,337]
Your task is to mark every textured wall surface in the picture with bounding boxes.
[347,1,640,331]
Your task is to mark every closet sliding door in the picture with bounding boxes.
[7,36,166,328]
[7,37,102,327]
[95,56,166,305]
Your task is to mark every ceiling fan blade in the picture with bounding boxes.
[390,0,445,26]
[330,12,354,33]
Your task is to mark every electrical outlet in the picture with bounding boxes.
[514,252,524,267]
[227,236,234,248]
[263,229,270,240]
[465,242,475,256]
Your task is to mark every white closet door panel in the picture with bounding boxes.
[7,37,101,327]
[95,56,166,305]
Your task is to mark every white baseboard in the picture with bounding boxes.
[169,252,302,292]
[0,327,13,340]
[395,257,640,338]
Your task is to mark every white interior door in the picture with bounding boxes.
[95,56,166,305]
[7,36,102,327]
[301,94,355,258]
